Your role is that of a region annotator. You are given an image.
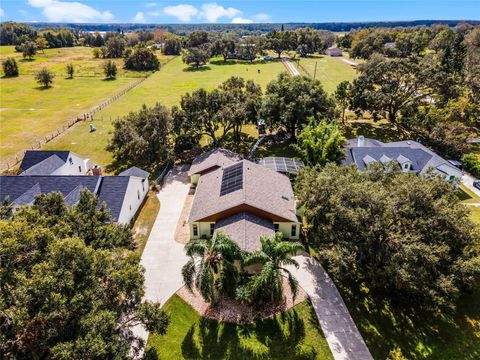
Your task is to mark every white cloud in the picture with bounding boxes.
[164,4,198,22]
[253,13,270,22]
[145,2,157,7]
[0,8,4,17]
[199,3,240,22]
[148,11,161,17]
[28,0,113,22]
[19,9,28,16]
[232,17,252,24]
[133,11,145,22]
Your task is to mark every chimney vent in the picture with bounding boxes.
[358,135,365,147]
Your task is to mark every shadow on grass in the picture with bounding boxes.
[181,309,315,360]
[102,77,117,81]
[336,282,480,360]
[183,66,212,72]
[343,121,401,143]
[34,85,53,90]
[209,59,268,66]
[19,58,36,62]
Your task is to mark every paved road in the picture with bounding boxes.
[282,58,301,76]
[131,165,191,352]
[462,173,480,198]
[286,254,373,360]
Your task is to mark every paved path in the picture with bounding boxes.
[341,58,359,66]
[462,173,480,198]
[286,254,373,360]
[282,58,301,76]
[132,165,191,352]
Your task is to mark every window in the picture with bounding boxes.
[210,223,215,236]
[403,163,410,171]
[274,223,279,233]
[193,224,198,237]
[291,225,297,237]
[78,165,82,173]
[137,190,140,200]
[142,182,145,192]
[69,157,73,165]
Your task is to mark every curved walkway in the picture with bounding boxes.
[131,166,191,352]
[286,254,373,360]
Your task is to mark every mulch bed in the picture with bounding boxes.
[177,277,308,323]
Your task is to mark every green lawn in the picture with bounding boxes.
[132,191,160,256]
[296,54,358,93]
[146,295,333,360]
[468,206,480,226]
[44,56,286,168]
[0,46,173,167]
[339,285,480,360]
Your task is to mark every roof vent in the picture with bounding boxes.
[281,195,289,201]
[357,135,365,147]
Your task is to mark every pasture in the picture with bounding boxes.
[0,46,173,167]
[296,54,358,93]
[44,56,287,167]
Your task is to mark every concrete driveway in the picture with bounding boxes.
[286,254,373,360]
[132,165,191,349]
[462,173,480,198]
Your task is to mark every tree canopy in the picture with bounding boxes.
[0,191,168,358]
[295,164,480,313]
[261,73,336,140]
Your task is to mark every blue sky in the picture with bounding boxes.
[0,1,479,24]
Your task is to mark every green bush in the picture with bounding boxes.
[462,153,480,178]
[103,60,117,79]
[2,57,19,77]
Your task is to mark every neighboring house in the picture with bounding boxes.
[20,150,92,176]
[325,46,343,56]
[344,136,463,181]
[188,148,243,185]
[0,166,150,224]
[187,156,301,252]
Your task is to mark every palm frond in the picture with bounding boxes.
[181,258,196,292]
[185,239,208,257]
[196,259,214,302]
[283,268,299,302]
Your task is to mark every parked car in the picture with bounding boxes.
[264,55,274,61]
[474,180,480,190]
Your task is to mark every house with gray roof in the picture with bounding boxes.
[1,166,150,224]
[344,136,463,181]
[187,155,301,252]
[20,150,93,176]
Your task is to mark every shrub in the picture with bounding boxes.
[21,41,36,59]
[92,48,100,58]
[66,63,74,79]
[35,67,54,87]
[2,57,19,77]
[163,38,182,55]
[462,153,480,178]
[103,60,117,79]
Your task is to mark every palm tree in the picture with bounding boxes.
[242,233,304,304]
[182,232,242,303]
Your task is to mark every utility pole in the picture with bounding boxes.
[313,61,317,80]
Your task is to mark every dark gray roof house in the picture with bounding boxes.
[0,166,151,223]
[19,150,92,176]
[344,136,463,180]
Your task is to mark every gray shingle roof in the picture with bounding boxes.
[215,212,275,252]
[96,176,130,222]
[20,154,66,175]
[188,148,243,176]
[349,147,432,171]
[20,151,70,172]
[119,166,150,178]
[188,160,298,223]
[0,175,131,222]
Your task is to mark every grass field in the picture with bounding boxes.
[296,54,358,93]
[146,295,333,360]
[0,45,170,78]
[340,284,480,360]
[44,56,286,168]
[0,46,173,167]
[132,191,160,256]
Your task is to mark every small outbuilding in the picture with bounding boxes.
[325,46,343,57]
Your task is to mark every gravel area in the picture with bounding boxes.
[177,277,308,323]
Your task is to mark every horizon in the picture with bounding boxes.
[0,1,479,24]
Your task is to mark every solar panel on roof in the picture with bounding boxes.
[255,157,304,174]
[220,162,243,196]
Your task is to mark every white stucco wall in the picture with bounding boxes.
[117,177,149,224]
[52,152,92,175]
[190,221,215,239]
[274,222,300,240]
[190,174,200,185]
